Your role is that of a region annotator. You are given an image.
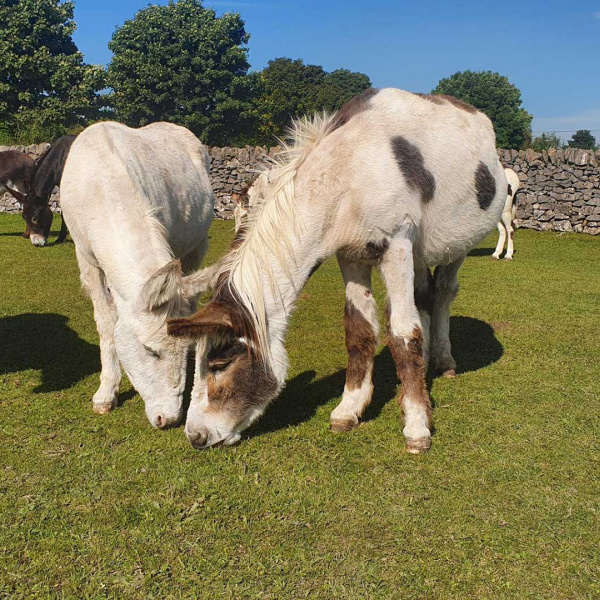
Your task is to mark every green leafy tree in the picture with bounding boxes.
[255,58,371,144]
[567,129,597,150]
[432,70,533,149]
[0,0,106,143]
[530,132,563,151]
[107,0,254,146]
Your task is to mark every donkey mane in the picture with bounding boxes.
[217,112,336,366]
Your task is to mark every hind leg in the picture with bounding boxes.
[504,215,515,260]
[330,255,378,432]
[430,257,464,378]
[492,221,506,259]
[379,229,432,453]
[76,249,121,414]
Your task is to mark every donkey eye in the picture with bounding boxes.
[208,357,234,372]
[143,345,161,359]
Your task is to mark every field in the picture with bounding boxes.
[1,214,599,599]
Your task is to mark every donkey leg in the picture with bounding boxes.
[492,221,506,259]
[76,249,121,414]
[413,261,434,369]
[379,231,432,453]
[504,215,515,260]
[430,257,464,378]
[330,255,379,433]
[56,214,68,244]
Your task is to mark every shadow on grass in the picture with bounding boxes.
[249,316,503,437]
[0,313,99,392]
[467,247,495,257]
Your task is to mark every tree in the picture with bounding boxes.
[107,0,254,146]
[0,0,106,143]
[432,70,533,149]
[567,129,597,150]
[530,132,563,151]
[254,58,371,144]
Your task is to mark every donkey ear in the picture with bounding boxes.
[140,259,182,312]
[181,263,220,300]
[167,303,234,339]
[6,187,26,203]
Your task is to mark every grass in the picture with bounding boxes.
[1,214,599,599]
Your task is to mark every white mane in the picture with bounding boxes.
[222,113,335,366]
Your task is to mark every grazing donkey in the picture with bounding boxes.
[60,122,214,428]
[0,151,37,230]
[492,167,520,260]
[167,89,507,452]
[21,135,76,246]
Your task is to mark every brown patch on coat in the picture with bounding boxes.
[205,338,278,421]
[391,136,436,203]
[339,238,389,264]
[438,94,478,113]
[168,280,260,354]
[344,300,377,391]
[475,162,497,210]
[387,325,432,421]
[415,93,445,105]
[328,88,379,133]
[415,93,478,114]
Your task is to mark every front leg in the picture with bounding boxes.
[56,214,68,244]
[330,255,378,432]
[76,249,121,414]
[379,230,432,453]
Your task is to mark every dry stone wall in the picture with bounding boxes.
[498,147,600,235]
[3,143,600,235]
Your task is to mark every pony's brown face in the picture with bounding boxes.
[168,303,280,449]
[22,201,53,247]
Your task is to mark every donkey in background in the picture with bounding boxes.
[492,167,520,260]
[21,135,76,246]
[0,150,37,229]
[166,88,507,453]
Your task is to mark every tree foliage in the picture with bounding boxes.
[567,129,597,150]
[0,0,106,143]
[432,70,532,149]
[530,132,563,151]
[254,58,372,144]
[107,0,255,146]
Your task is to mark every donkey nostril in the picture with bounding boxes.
[155,413,167,429]
[189,428,209,449]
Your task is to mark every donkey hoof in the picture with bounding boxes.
[405,437,431,454]
[93,401,116,415]
[330,418,358,433]
[491,255,500,260]
[503,256,513,261]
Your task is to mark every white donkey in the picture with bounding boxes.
[166,89,507,452]
[60,122,214,428]
[492,167,520,260]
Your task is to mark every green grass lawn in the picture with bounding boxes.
[1,214,599,599]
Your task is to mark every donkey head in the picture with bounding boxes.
[21,195,53,247]
[167,290,281,449]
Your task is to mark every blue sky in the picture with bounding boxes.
[73,0,600,141]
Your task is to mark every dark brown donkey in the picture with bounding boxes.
[0,150,37,236]
[10,135,77,247]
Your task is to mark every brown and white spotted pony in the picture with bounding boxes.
[167,88,507,453]
[492,167,520,260]
[0,150,36,235]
